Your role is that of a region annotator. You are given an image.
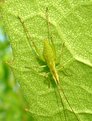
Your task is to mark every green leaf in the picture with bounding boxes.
[1,0,92,121]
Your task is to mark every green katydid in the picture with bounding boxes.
[17,7,81,121]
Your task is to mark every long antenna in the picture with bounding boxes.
[55,86,67,121]
[57,83,81,121]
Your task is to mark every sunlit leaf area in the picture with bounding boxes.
[1,1,92,121]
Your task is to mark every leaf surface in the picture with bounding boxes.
[1,0,92,121]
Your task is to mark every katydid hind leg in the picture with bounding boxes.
[46,7,51,41]
[45,7,56,61]
[18,16,44,62]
